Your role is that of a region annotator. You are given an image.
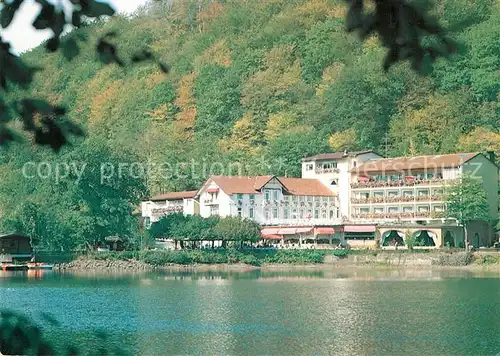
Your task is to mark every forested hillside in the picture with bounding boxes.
[0,0,498,250]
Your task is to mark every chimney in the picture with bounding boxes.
[487,150,496,163]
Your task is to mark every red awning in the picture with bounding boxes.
[262,234,282,240]
[278,227,298,235]
[357,176,370,182]
[344,225,376,233]
[261,228,280,236]
[314,227,335,235]
[405,176,415,181]
[207,188,219,193]
[295,227,313,234]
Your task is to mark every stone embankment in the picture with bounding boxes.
[55,257,153,271]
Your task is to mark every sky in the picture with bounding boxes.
[1,0,149,54]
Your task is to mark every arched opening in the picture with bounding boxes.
[382,230,404,246]
[413,230,436,247]
[444,231,455,248]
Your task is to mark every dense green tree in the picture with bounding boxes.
[263,129,331,177]
[444,175,490,249]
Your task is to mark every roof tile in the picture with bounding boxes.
[353,152,480,173]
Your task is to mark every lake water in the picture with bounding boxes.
[1,268,499,355]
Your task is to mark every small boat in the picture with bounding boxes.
[27,263,53,270]
[1,263,29,271]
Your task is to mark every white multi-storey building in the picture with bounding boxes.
[301,151,382,219]
[196,175,343,243]
[197,175,339,225]
[141,190,198,226]
[140,151,498,249]
[348,152,498,248]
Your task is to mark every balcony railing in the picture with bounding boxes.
[351,195,443,204]
[351,178,444,189]
[352,211,445,220]
[315,167,340,174]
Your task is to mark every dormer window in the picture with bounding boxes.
[330,179,338,186]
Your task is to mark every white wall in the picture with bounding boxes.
[301,152,383,221]
[197,178,340,226]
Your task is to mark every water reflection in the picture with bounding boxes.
[1,268,499,355]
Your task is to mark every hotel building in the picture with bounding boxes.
[141,151,498,248]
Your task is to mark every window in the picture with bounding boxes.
[237,193,243,200]
[299,210,304,219]
[427,173,434,179]
[264,209,270,220]
[321,210,327,219]
[237,207,242,216]
[305,163,313,171]
[353,161,357,167]
[433,189,443,196]
[388,206,398,213]
[433,205,444,212]
[403,190,414,197]
[322,162,337,169]
[272,190,279,200]
[292,209,298,219]
[388,191,399,197]
[360,207,369,214]
[418,205,430,212]
[314,210,319,219]
[330,179,338,186]
[360,192,369,199]
[144,217,151,228]
[249,194,255,200]
[306,196,313,202]
[265,190,271,201]
[283,208,289,219]
[329,210,335,219]
[418,189,429,196]
[307,209,312,218]
[374,207,384,213]
[272,208,278,219]
[373,191,384,197]
[210,206,219,216]
[403,206,413,213]
[249,207,254,219]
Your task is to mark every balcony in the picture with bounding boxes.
[352,211,445,220]
[351,178,444,189]
[351,195,443,204]
[315,167,340,174]
[203,199,218,205]
[151,206,183,215]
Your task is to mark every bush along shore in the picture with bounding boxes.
[53,249,347,270]
[48,249,500,270]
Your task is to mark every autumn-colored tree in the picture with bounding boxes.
[328,128,358,152]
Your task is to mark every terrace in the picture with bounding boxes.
[351,211,445,220]
[351,194,443,204]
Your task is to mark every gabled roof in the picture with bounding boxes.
[279,177,335,196]
[150,190,198,201]
[209,175,274,194]
[302,150,377,162]
[202,175,335,196]
[353,152,481,173]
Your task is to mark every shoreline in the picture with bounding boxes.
[52,253,500,273]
